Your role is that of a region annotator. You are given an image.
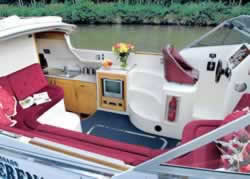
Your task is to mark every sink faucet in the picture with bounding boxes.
[63,66,69,74]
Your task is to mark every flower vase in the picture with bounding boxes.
[119,55,128,69]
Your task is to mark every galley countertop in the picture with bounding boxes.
[44,68,97,84]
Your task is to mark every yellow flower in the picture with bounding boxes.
[112,42,135,55]
[120,46,128,53]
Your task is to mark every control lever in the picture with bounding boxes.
[224,66,232,79]
[215,60,232,83]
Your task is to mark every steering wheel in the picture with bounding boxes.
[215,60,223,83]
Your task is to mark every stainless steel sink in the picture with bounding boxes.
[44,68,81,78]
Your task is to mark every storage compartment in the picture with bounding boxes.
[97,72,127,112]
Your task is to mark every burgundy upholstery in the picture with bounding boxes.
[0,124,163,166]
[0,109,14,127]
[222,110,248,125]
[36,124,164,165]
[0,76,14,95]
[162,45,199,85]
[8,64,48,100]
[13,85,64,129]
[168,120,222,169]
[233,93,250,111]
[168,98,250,169]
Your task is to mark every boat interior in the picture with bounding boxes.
[1,15,250,174]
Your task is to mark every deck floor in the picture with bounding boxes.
[81,111,179,150]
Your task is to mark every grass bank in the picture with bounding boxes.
[0,1,250,26]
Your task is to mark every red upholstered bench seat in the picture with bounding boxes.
[0,124,164,165]
[35,124,164,165]
[13,85,64,129]
[167,120,222,169]
[167,94,250,169]
[0,64,64,130]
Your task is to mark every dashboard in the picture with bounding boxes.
[229,44,250,69]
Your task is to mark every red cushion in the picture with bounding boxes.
[8,64,48,100]
[222,110,247,126]
[0,86,17,116]
[0,76,14,95]
[36,124,161,158]
[0,124,151,165]
[168,119,222,169]
[171,48,193,71]
[0,109,15,127]
[0,124,163,166]
[234,94,250,111]
[162,46,198,84]
[14,85,64,130]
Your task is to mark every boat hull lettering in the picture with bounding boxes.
[0,155,44,179]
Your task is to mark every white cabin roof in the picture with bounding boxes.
[0,15,76,40]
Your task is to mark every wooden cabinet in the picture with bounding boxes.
[54,79,77,112]
[47,77,55,85]
[97,72,127,112]
[47,77,96,115]
[47,77,77,112]
[74,81,97,115]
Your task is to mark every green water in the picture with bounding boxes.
[70,25,212,53]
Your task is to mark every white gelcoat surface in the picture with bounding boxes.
[0,35,38,76]
[128,67,197,139]
[181,45,241,120]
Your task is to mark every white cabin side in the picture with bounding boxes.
[0,35,39,76]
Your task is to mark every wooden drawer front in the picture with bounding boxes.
[101,96,125,111]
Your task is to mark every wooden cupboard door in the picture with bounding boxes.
[75,82,97,115]
[54,79,77,112]
[47,77,55,85]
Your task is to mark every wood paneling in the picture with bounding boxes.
[54,78,77,112]
[74,81,97,115]
[35,32,65,40]
[30,139,130,172]
[47,77,97,114]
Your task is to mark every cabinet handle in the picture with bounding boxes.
[80,85,85,87]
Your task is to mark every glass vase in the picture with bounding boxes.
[120,55,128,69]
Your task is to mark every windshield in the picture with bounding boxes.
[188,15,250,48]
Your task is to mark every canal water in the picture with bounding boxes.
[70,24,212,53]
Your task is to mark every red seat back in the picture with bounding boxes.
[7,64,48,100]
[162,45,199,85]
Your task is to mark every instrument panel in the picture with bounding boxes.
[229,44,250,69]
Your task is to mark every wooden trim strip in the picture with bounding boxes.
[135,51,161,56]
[30,140,131,172]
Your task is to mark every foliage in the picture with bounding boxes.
[1,1,250,26]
